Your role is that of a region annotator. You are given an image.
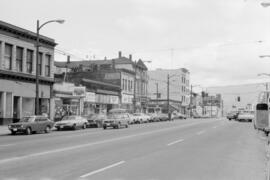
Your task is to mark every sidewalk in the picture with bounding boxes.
[0,126,11,136]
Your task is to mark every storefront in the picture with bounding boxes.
[53,83,85,121]
[121,93,134,112]
[0,77,53,125]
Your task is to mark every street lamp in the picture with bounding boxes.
[261,2,270,7]
[35,19,65,115]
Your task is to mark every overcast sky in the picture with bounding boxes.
[2,0,270,87]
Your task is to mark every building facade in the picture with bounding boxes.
[54,51,149,113]
[148,68,190,114]
[0,21,55,124]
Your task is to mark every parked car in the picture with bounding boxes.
[173,112,187,119]
[147,113,156,122]
[237,111,254,122]
[128,113,137,124]
[8,116,54,135]
[84,114,106,128]
[133,113,150,123]
[153,113,170,121]
[226,111,239,120]
[55,116,88,130]
[103,113,130,129]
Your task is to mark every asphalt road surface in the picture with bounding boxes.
[0,118,266,180]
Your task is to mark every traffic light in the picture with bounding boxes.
[201,91,205,97]
[237,96,240,102]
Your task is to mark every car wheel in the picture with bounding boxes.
[82,123,87,129]
[72,124,77,130]
[11,130,16,135]
[103,125,107,129]
[56,127,61,131]
[25,127,32,135]
[125,124,128,128]
[44,126,51,133]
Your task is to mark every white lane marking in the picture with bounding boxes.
[0,119,218,164]
[80,161,125,178]
[196,130,206,135]
[212,126,217,129]
[0,144,14,147]
[167,139,184,146]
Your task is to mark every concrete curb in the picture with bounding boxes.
[266,137,270,180]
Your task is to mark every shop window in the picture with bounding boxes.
[26,49,33,73]
[38,52,42,75]
[45,54,51,77]
[16,46,23,72]
[4,43,12,70]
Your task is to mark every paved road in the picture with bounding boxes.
[0,118,266,180]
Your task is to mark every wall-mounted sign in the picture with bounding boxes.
[122,94,133,104]
[84,92,95,102]
[73,87,86,97]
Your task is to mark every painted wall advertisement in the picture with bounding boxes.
[95,94,119,104]
[122,94,133,104]
[84,92,95,102]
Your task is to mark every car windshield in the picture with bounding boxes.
[20,117,35,122]
[107,114,122,119]
[62,116,77,121]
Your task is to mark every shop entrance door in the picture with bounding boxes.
[13,96,20,123]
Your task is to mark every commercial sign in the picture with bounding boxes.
[73,87,86,97]
[95,94,119,104]
[84,92,95,102]
[122,94,133,104]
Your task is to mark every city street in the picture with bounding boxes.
[0,118,266,180]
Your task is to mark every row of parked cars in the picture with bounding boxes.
[226,110,255,122]
[8,109,187,135]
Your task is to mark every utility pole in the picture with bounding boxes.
[189,85,193,118]
[133,60,137,113]
[156,83,159,112]
[210,95,213,118]
[167,74,170,120]
[266,83,269,104]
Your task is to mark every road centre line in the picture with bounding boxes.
[196,130,206,135]
[167,139,184,146]
[0,119,218,165]
[80,161,125,178]
[0,144,14,147]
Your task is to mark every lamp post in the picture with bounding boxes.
[35,19,65,115]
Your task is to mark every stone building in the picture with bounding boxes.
[0,21,55,124]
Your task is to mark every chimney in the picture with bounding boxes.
[118,51,122,58]
[129,54,132,60]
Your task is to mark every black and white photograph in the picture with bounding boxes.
[1,0,270,179]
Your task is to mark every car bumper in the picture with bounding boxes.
[9,127,27,133]
[55,124,74,129]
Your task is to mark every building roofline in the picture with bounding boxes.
[0,20,56,47]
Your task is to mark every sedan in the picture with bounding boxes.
[55,116,88,130]
[84,114,106,128]
[8,116,54,135]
